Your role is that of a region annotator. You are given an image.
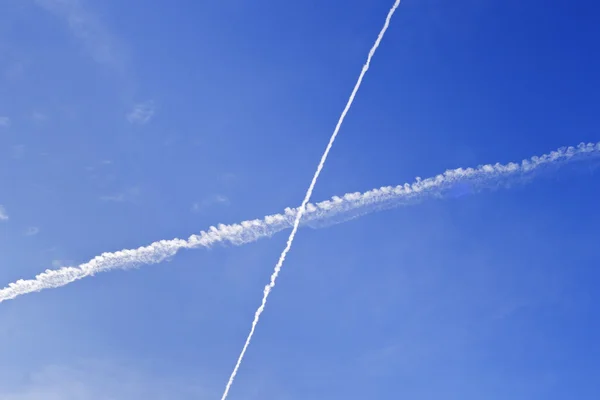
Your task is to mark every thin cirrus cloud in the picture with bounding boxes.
[35,0,125,70]
[31,111,48,122]
[127,101,156,124]
[0,361,209,400]
[0,206,8,221]
[1,141,598,305]
[192,195,230,213]
[0,116,10,127]
[100,186,141,203]
[52,260,74,268]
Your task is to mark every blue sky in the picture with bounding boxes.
[1,0,600,398]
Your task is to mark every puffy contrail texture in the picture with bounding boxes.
[219,1,403,398]
[0,141,598,306]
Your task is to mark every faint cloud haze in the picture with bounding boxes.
[0,206,8,221]
[0,116,10,127]
[192,194,230,212]
[4,61,26,81]
[220,172,237,184]
[35,0,125,69]
[127,101,155,124]
[31,111,48,122]
[52,260,73,268]
[11,145,26,159]
[0,361,211,400]
[25,227,41,236]
[100,186,141,203]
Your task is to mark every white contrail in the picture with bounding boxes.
[1,141,599,304]
[219,1,403,398]
[0,141,598,305]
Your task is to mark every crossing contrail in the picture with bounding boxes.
[218,1,403,398]
[0,141,598,305]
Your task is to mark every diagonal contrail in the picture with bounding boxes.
[0,141,598,305]
[218,1,403,398]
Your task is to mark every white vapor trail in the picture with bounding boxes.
[0,141,598,306]
[219,1,403,398]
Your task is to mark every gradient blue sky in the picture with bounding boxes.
[1,0,600,398]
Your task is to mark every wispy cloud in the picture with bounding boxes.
[0,116,10,127]
[127,101,155,124]
[0,361,211,400]
[35,0,124,69]
[0,206,8,221]
[0,141,599,305]
[192,195,230,213]
[25,227,41,236]
[52,260,73,268]
[100,186,140,203]
[85,159,113,172]
[31,111,48,122]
